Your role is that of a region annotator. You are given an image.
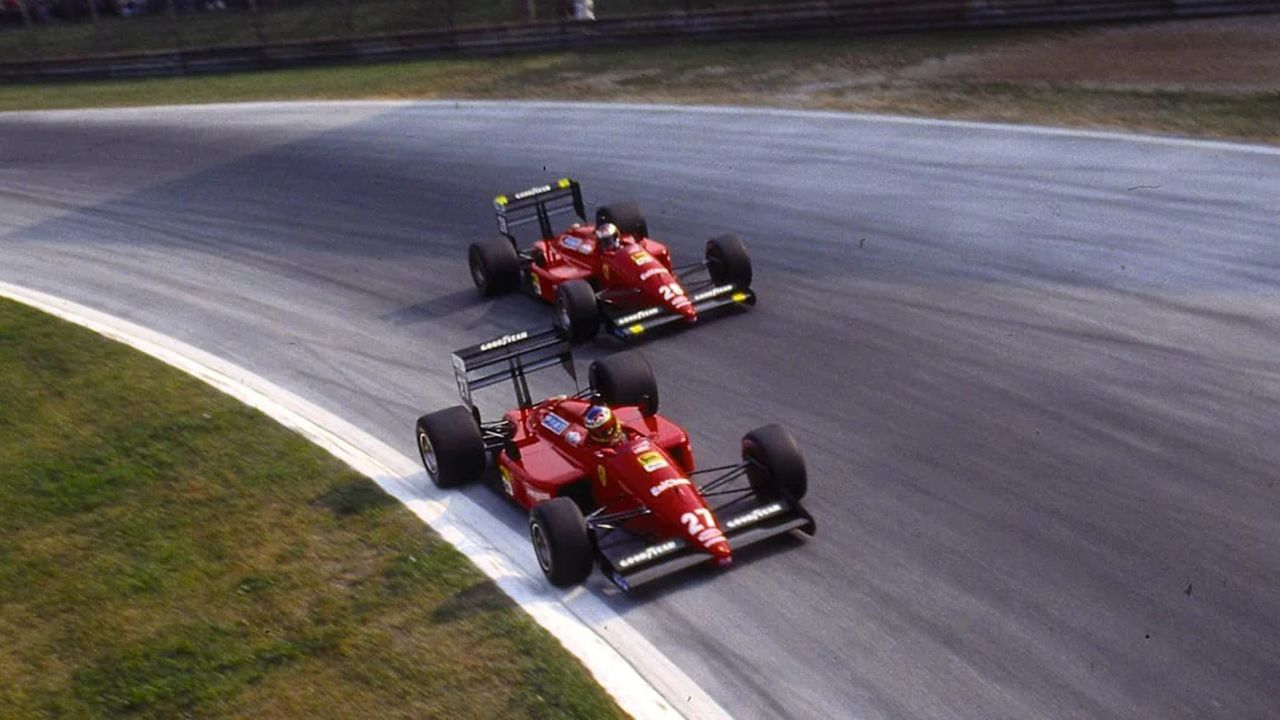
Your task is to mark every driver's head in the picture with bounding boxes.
[583,403,623,445]
[595,222,620,251]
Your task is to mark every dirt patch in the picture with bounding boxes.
[918,15,1280,90]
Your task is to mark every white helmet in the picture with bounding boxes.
[595,222,620,251]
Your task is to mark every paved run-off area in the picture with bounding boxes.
[1,101,1278,718]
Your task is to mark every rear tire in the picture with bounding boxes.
[530,498,594,587]
[590,352,659,416]
[415,406,486,489]
[555,279,600,342]
[742,424,807,501]
[469,237,521,296]
[706,234,752,289]
[596,203,648,240]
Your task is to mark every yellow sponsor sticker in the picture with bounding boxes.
[637,451,669,473]
[597,465,607,486]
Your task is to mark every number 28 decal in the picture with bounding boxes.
[658,283,685,302]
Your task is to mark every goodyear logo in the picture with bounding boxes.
[617,540,681,569]
[692,285,735,302]
[614,307,661,325]
[479,331,528,352]
[724,502,785,530]
[514,184,552,200]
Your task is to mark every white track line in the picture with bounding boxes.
[0,280,729,720]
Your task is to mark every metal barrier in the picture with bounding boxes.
[2,0,1278,81]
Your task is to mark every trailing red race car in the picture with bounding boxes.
[414,329,815,590]
[467,178,756,341]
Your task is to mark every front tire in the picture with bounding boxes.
[415,406,486,489]
[590,351,659,416]
[555,279,600,342]
[529,498,594,587]
[742,424,807,501]
[706,234,752,289]
[469,237,521,296]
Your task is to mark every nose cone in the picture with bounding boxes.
[688,521,731,564]
[708,538,733,567]
[672,296,698,322]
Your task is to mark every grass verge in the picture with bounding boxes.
[2,27,1278,144]
[0,296,625,720]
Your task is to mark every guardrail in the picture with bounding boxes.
[3,0,1278,81]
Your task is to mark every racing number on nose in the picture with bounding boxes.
[681,508,716,536]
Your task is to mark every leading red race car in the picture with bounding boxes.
[413,329,815,590]
[467,179,756,341]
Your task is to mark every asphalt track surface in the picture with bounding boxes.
[2,101,1278,719]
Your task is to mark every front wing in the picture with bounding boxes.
[596,493,814,591]
[603,283,756,340]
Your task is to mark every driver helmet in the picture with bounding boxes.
[583,403,623,445]
[595,222,620,252]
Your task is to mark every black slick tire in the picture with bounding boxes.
[590,351,659,416]
[469,237,521,296]
[742,424,807,501]
[554,279,600,341]
[529,497,594,587]
[415,406,485,489]
[706,234,752,289]
[596,203,648,240]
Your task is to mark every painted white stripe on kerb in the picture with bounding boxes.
[0,281,730,720]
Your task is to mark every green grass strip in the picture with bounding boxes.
[1,32,1277,144]
[0,296,625,720]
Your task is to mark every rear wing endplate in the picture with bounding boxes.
[494,178,586,242]
[451,327,577,409]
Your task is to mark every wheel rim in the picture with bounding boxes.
[469,252,486,288]
[418,431,439,478]
[531,523,552,572]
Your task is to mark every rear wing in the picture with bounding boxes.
[451,327,577,409]
[494,178,586,242]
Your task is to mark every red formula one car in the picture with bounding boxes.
[413,329,815,590]
[467,179,756,341]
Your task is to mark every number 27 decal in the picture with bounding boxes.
[680,509,716,535]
